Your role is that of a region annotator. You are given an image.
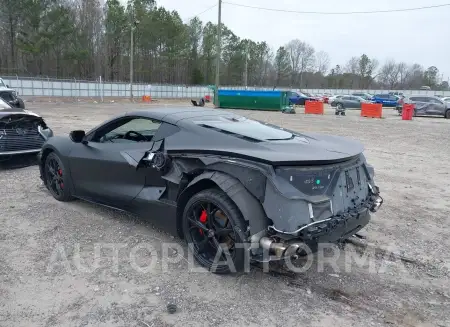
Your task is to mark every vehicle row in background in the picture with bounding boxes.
[397,95,450,118]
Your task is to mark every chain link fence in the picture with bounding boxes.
[2,75,450,99]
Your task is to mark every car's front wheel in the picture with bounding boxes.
[336,103,344,110]
[182,188,248,274]
[445,109,450,119]
[44,152,73,202]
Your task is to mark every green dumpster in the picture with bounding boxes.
[218,90,292,111]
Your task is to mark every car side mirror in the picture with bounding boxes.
[70,130,87,144]
[6,85,9,88]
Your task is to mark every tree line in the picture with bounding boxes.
[0,0,448,90]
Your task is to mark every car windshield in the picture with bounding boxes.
[303,92,312,97]
[196,116,294,141]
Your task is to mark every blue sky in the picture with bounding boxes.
[121,0,450,81]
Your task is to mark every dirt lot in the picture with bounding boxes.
[1,101,449,327]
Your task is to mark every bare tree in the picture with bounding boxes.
[344,57,359,74]
[285,39,315,87]
[315,50,330,75]
[397,62,409,88]
[378,59,400,89]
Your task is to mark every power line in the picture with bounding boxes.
[186,4,218,21]
[222,1,450,15]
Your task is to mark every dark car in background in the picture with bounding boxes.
[288,91,317,106]
[0,99,53,156]
[397,95,450,118]
[371,94,400,107]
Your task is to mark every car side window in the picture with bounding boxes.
[428,98,443,104]
[91,117,162,143]
[0,92,14,102]
[342,96,351,100]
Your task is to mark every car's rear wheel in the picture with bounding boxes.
[44,152,73,202]
[182,188,248,274]
[445,110,450,119]
[337,103,344,110]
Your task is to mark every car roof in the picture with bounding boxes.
[126,107,238,125]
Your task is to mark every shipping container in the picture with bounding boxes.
[218,90,292,111]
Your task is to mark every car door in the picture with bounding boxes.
[427,97,446,115]
[387,95,398,107]
[411,97,427,115]
[68,116,163,208]
[342,96,357,108]
[350,96,362,108]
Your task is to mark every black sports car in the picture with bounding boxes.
[0,98,53,156]
[38,108,382,273]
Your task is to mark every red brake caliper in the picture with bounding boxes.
[58,169,64,189]
[199,209,207,235]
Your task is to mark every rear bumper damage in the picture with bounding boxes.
[253,185,382,262]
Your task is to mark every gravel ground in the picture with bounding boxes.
[1,101,449,327]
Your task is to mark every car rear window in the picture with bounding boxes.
[195,116,294,141]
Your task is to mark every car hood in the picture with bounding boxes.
[0,86,15,92]
[0,108,40,118]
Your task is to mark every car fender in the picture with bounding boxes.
[180,171,268,236]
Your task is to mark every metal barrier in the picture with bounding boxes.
[2,75,450,99]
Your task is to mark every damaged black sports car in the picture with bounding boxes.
[38,108,382,273]
[0,98,53,157]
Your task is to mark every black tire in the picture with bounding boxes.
[182,188,248,274]
[17,97,25,109]
[445,110,450,119]
[44,152,73,201]
[336,103,344,110]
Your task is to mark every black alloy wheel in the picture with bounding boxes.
[44,152,73,201]
[182,188,247,274]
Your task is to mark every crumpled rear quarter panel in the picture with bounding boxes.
[262,154,372,233]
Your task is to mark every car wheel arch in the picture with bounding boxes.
[176,171,268,239]
[40,146,75,194]
[40,147,56,184]
[445,109,450,119]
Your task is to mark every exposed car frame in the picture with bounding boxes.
[0,100,53,156]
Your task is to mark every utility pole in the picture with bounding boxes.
[243,42,248,89]
[214,0,222,107]
[129,5,139,101]
[130,26,134,101]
